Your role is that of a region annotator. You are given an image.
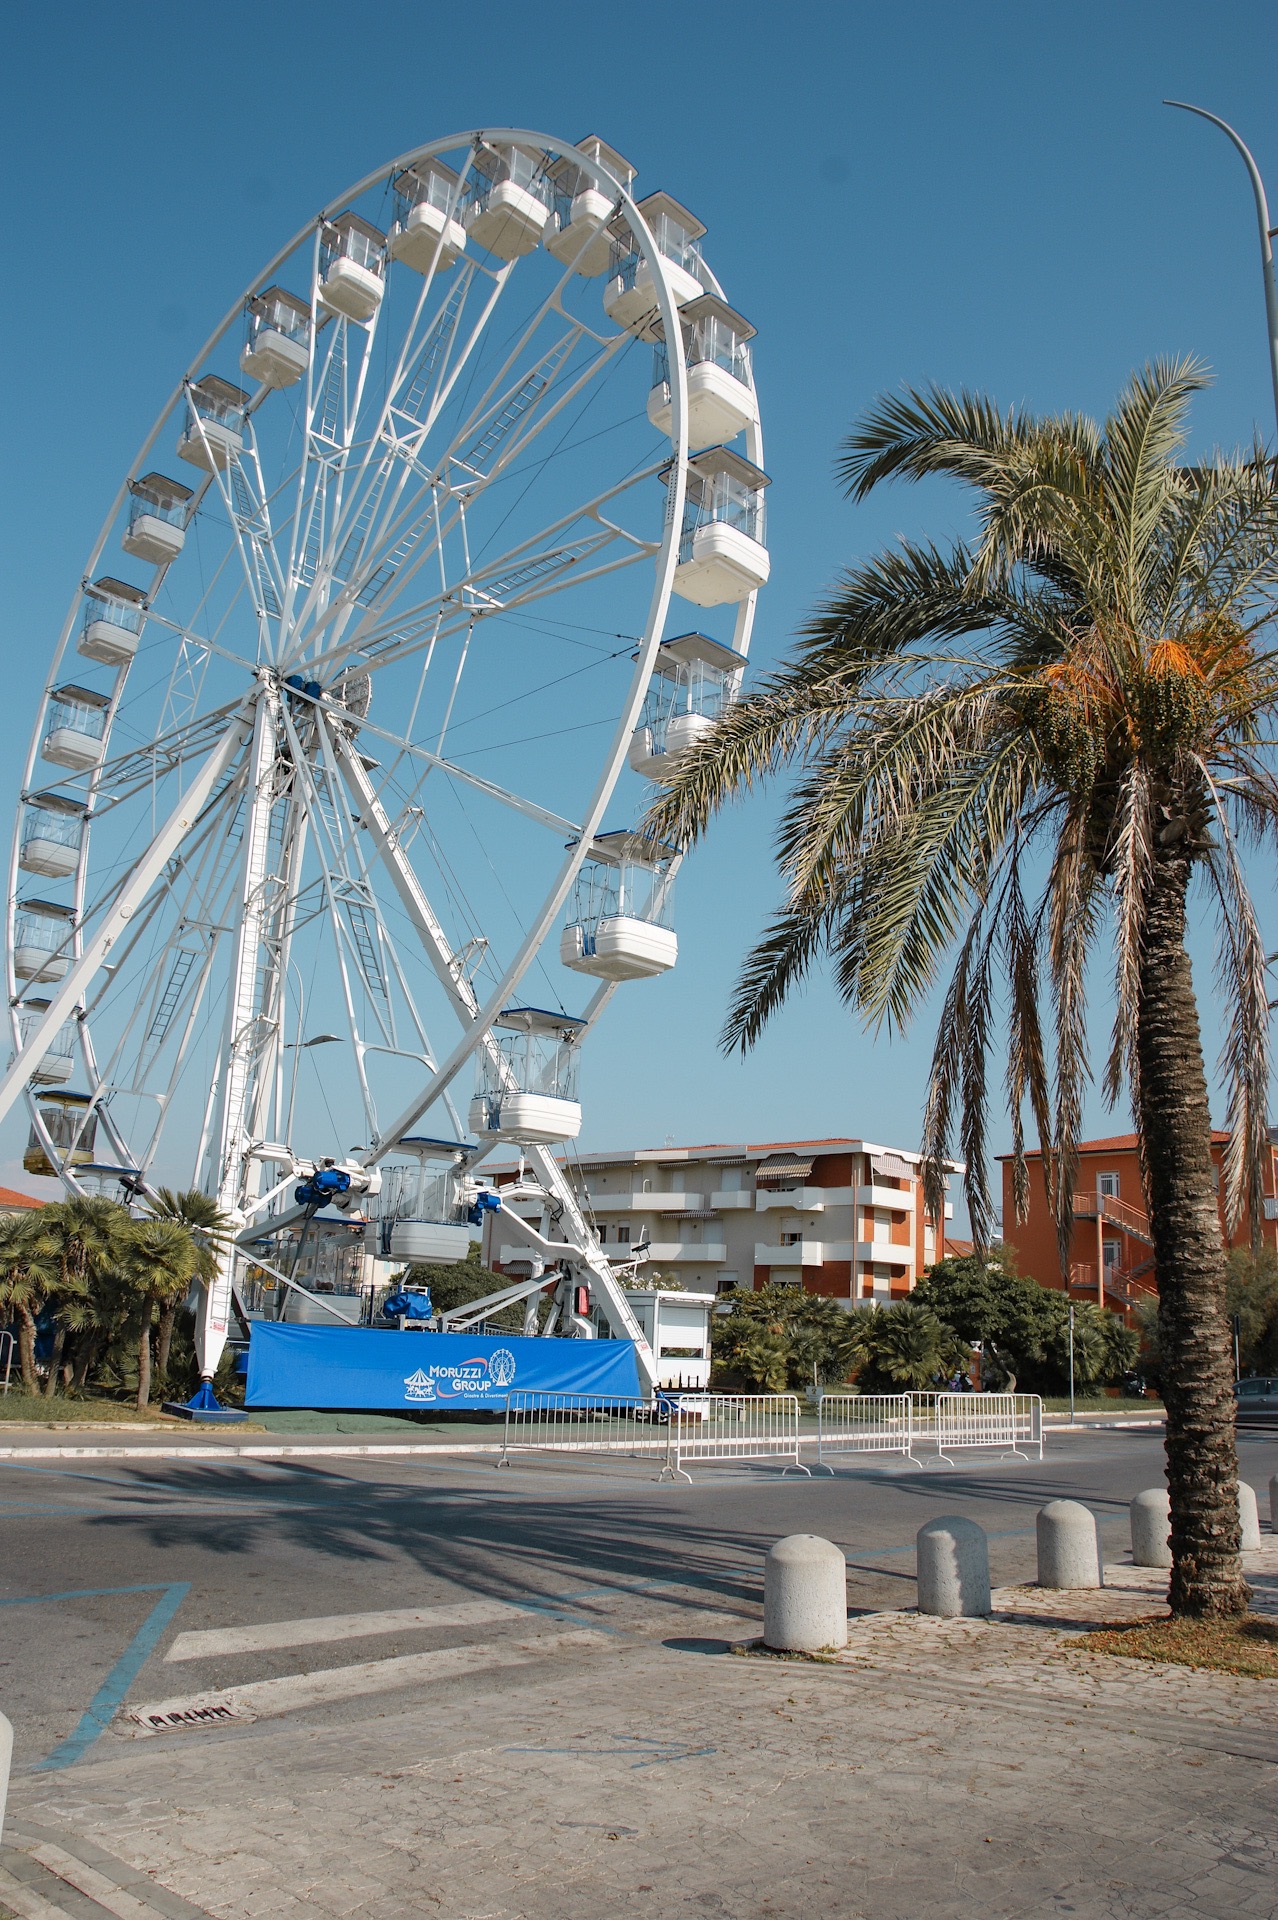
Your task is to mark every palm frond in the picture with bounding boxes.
[1200,766,1271,1236]
[1101,357,1208,621]
[837,385,1027,500]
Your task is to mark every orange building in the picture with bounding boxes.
[998,1131,1278,1316]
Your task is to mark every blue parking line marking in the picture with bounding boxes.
[25,1582,190,1771]
[0,1582,179,1607]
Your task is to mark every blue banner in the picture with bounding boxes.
[245,1323,641,1411]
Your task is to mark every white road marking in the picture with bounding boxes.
[128,1628,606,1733]
[165,1597,527,1662]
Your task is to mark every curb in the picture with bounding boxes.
[1,1821,215,1918]
[0,1439,507,1462]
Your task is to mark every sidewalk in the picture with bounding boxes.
[5,1554,1278,1919]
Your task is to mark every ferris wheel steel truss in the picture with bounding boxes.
[0,128,764,1395]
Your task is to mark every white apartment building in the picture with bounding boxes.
[486,1136,961,1306]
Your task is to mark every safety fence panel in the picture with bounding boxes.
[663,1392,809,1482]
[911,1392,1043,1463]
[815,1393,918,1468]
[499,1390,669,1467]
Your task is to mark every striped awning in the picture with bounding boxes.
[673,1208,718,1220]
[756,1152,815,1183]
[871,1153,916,1183]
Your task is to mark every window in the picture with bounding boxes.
[1102,1238,1121,1273]
[718,1271,739,1291]
[1098,1172,1119,1199]
[719,1168,743,1193]
[597,1224,607,1243]
[617,1226,631,1245]
[781,1230,802,1246]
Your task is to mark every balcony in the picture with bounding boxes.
[644,1241,727,1263]
[709,1190,753,1209]
[856,1183,913,1212]
[755,1186,831,1213]
[586,1191,706,1213]
[755,1241,824,1266]
[855,1241,911,1268]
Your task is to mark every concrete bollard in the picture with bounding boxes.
[916,1516,991,1617]
[763,1534,848,1651]
[1269,1474,1278,1534]
[1036,1499,1102,1590]
[1130,1488,1172,1568]
[1239,1482,1262,1552]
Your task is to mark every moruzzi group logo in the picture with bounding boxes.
[402,1348,517,1402]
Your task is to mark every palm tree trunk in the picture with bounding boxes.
[137,1292,155,1411]
[43,1324,66,1398]
[72,1335,98,1394]
[155,1301,178,1381]
[16,1307,37,1393]
[1135,843,1248,1617]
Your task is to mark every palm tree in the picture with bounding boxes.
[852,1302,970,1393]
[40,1196,134,1397]
[123,1219,200,1410]
[0,1213,59,1391]
[142,1188,231,1380]
[648,361,1278,1617]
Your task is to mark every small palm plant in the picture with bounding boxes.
[39,1196,132,1398]
[852,1302,970,1393]
[648,361,1278,1616]
[0,1213,59,1391]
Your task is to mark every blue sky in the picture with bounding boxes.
[2,0,1278,1213]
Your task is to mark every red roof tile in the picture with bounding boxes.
[998,1131,1230,1159]
[0,1187,46,1210]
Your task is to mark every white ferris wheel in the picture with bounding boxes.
[0,128,767,1399]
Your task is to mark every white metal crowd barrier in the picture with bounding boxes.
[817,1392,1043,1467]
[921,1392,1043,1463]
[662,1392,810,1482]
[499,1389,1041,1477]
[498,1391,669,1467]
[815,1393,919,1468]
[499,1389,810,1478]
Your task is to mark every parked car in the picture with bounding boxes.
[1235,1377,1278,1415]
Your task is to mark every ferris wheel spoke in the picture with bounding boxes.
[292,288,628,666]
[334,731,483,1030]
[342,708,584,836]
[332,731,516,1134]
[0,709,254,1135]
[305,464,662,681]
[89,699,247,810]
[277,704,401,1066]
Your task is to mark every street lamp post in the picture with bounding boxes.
[1166,100,1278,440]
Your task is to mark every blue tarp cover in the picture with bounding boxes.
[245,1323,641,1410]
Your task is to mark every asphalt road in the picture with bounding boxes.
[2,1424,1275,1774]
